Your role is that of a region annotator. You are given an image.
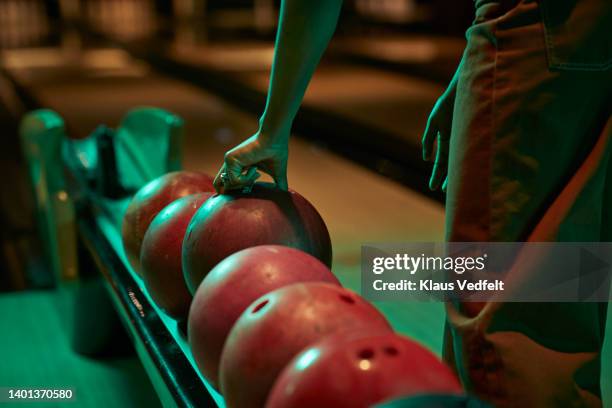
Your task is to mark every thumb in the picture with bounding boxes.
[422,118,438,161]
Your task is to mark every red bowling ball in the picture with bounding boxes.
[141,193,213,320]
[219,283,392,408]
[267,333,463,408]
[182,183,332,293]
[188,245,340,387]
[122,171,214,276]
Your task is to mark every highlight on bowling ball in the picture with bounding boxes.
[182,182,332,293]
[140,192,213,320]
[266,332,463,408]
[188,245,341,388]
[121,171,214,276]
[219,282,392,408]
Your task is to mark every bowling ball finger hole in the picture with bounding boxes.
[383,346,399,356]
[357,348,375,360]
[339,294,355,304]
[251,299,269,314]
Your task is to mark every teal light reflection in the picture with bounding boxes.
[295,348,321,372]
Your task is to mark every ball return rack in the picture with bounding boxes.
[20,108,224,408]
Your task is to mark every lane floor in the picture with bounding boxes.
[0,290,161,408]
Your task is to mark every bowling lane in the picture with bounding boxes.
[80,8,453,194]
[4,45,447,350]
[168,42,445,148]
[328,34,465,83]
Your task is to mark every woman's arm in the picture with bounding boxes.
[214,0,343,192]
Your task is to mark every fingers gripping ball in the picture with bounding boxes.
[219,283,392,408]
[182,183,332,293]
[188,245,340,388]
[122,171,214,276]
[267,333,463,408]
[141,193,213,320]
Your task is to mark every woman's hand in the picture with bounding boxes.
[213,131,289,193]
[422,76,458,192]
